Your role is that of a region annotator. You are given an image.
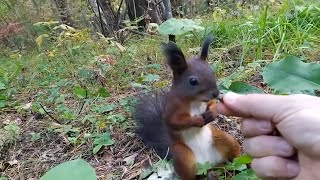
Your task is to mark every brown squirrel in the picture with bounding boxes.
[134,35,241,180]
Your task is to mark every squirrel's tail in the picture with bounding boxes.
[133,90,172,159]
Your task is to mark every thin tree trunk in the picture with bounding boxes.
[97,0,117,35]
[53,0,76,27]
[163,0,173,20]
[162,0,175,42]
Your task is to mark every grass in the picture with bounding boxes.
[0,0,320,179]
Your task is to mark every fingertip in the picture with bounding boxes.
[222,92,242,105]
[216,102,235,116]
[251,156,300,178]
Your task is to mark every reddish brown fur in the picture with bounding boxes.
[163,96,240,180]
[162,37,241,180]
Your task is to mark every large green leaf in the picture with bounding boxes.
[159,18,204,36]
[228,82,265,94]
[40,159,97,180]
[263,56,320,92]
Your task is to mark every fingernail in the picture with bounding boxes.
[258,121,270,131]
[277,141,293,155]
[224,92,241,104]
[287,162,299,176]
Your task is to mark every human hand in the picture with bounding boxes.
[217,92,320,179]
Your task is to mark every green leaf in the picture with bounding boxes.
[0,82,5,90]
[263,56,320,93]
[234,169,259,180]
[40,159,97,180]
[196,161,212,175]
[228,82,265,94]
[107,113,126,123]
[234,154,253,164]
[93,144,103,154]
[159,18,205,36]
[143,74,160,82]
[98,87,110,98]
[30,132,41,142]
[74,86,87,99]
[92,104,116,114]
[93,132,114,154]
[0,177,8,180]
[93,132,114,146]
[226,162,247,171]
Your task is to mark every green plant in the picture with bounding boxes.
[196,161,212,176]
[4,122,21,140]
[224,154,259,180]
[40,159,97,180]
[263,55,320,94]
[139,160,179,180]
[159,18,205,36]
[30,132,41,142]
[92,132,114,154]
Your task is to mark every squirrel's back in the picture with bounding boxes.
[133,90,172,159]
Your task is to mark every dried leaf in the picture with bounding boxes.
[115,42,126,52]
[123,153,138,166]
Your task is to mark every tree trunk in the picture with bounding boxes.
[125,0,162,30]
[171,0,183,17]
[162,0,175,42]
[87,0,119,37]
[53,0,76,27]
[97,0,118,35]
[125,0,148,28]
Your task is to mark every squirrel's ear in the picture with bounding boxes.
[162,41,187,74]
[200,35,214,61]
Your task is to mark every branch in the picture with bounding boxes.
[96,0,107,36]
[77,89,88,117]
[40,104,62,124]
[119,25,149,36]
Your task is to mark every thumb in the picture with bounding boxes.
[217,92,307,122]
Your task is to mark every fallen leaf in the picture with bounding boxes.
[8,159,18,165]
[123,153,138,166]
[22,102,32,110]
[115,42,126,52]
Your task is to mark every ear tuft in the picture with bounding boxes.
[200,35,214,61]
[162,41,187,75]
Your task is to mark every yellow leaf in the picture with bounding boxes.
[98,122,106,129]
[47,50,55,57]
[36,34,48,47]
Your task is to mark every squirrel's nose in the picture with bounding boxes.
[212,89,220,98]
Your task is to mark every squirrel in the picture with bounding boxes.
[134,35,241,180]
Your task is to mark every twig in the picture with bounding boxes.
[119,25,149,36]
[156,0,164,6]
[117,0,124,19]
[77,89,88,116]
[96,0,107,37]
[40,103,62,124]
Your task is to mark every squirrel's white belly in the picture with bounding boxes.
[181,101,224,165]
[181,125,224,165]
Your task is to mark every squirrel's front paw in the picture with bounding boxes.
[201,110,218,124]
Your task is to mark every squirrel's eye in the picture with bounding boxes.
[189,77,199,86]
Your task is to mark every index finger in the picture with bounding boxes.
[216,92,315,123]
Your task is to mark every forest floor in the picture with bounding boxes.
[1,1,320,180]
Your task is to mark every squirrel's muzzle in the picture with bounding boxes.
[211,89,220,99]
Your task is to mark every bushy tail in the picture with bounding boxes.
[133,90,172,159]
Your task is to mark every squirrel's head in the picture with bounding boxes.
[162,35,219,102]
